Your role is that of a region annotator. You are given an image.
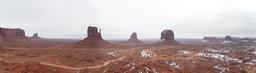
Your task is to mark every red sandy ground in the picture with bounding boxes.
[0,39,255,73]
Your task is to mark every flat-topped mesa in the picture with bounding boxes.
[87,26,102,39]
[0,27,28,40]
[75,26,112,48]
[127,32,142,43]
[160,29,178,44]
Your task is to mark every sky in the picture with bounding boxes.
[0,0,256,39]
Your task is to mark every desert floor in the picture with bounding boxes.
[0,39,255,73]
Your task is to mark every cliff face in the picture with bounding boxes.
[87,26,102,39]
[160,29,178,44]
[0,27,27,41]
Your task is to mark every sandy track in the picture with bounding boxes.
[0,56,125,72]
[0,58,12,63]
[85,56,125,69]
[40,56,125,70]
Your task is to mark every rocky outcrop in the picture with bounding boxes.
[0,27,27,41]
[75,26,112,48]
[87,26,102,39]
[160,29,178,44]
[31,33,40,39]
[127,32,142,43]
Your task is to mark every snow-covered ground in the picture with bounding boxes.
[141,50,155,58]
[196,53,243,63]
[107,51,120,57]
[180,50,192,55]
[207,48,231,53]
[252,50,256,56]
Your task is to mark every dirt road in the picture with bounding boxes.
[0,56,125,73]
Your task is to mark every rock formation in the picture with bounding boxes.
[127,32,142,43]
[75,26,112,48]
[225,35,232,41]
[31,33,40,39]
[0,27,27,41]
[160,29,178,44]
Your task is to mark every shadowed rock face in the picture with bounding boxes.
[161,30,174,41]
[128,32,142,43]
[87,26,102,39]
[160,29,178,44]
[0,27,27,40]
[75,26,112,48]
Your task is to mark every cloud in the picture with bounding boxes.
[174,10,256,38]
[0,0,256,39]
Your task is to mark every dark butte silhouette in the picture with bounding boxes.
[225,35,232,41]
[160,29,178,44]
[75,26,112,48]
[31,33,40,39]
[127,32,142,43]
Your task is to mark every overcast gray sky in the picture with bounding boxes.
[0,0,256,39]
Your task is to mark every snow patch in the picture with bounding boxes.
[252,51,256,55]
[166,61,180,69]
[245,59,256,65]
[245,62,254,65]
[214,65,230,73]
[252,59,256,62]
[125,62,136,68]
[152,68,159,73]
[107,51,119,57]
[141,50,155,58]
[180,50,192,55]
[196,53,242,63]
[221,40,232,44]
[207,48,231,53]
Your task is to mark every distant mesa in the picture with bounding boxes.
[225,35,232,41]
[87,26,102,38]
[222,35,235,44]
[0,27,28,41]
[160,29,179,44]
[31,33,41,39]
[127,32,142,43]
[203,35,256,45]
[74,26,113,48]
[239,38,255,45]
